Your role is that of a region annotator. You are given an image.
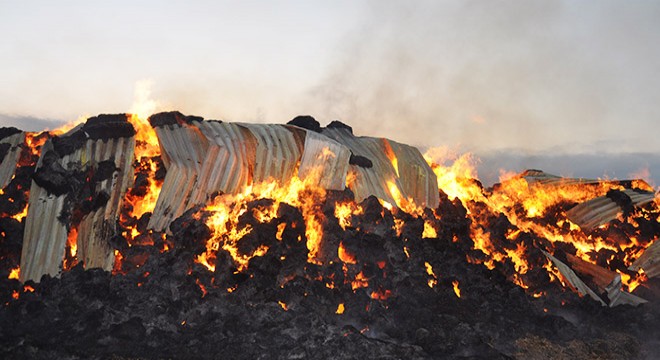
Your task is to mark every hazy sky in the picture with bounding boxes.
[1,1,659,182]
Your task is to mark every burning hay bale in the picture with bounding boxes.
[19,115,136,282]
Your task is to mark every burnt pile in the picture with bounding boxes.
[0,113,659,359]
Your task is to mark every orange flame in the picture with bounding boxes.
[8,267,19,280]
[452,280,461,298]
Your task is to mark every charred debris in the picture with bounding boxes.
[0,112,659,359]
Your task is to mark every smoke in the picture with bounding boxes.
[304,0,660,155]
[0,114,65,132]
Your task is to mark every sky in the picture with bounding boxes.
[1,1,659,185]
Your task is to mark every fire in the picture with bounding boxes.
[370,288,392,300]
[278,301,288,311]
[422,221,437,238]
[195,279,208,298]
[424,150,485,204]
[10,204,28,222]
[336,303,345,314]
[197,172,327,272]
[63,228,78,270]
[351,271,369,290]
[335,202,363,230]
[49,115,87,136]
[8,267,19,280]
[338,242,357,264]
[424,262,438,288]
[452,280,461,298]
[119,80,165,246]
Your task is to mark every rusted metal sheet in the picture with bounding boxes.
[20,115,135,282]
[321,126,438,209]
[566,189,656,231]
[542,251,647,307]
[630,239,660,278]
[239,123,304,184]
[0,130,25,189]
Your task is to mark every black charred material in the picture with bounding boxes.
[288,115,321,133]
[606,189,634,215]
[50,115,136,157]
[83,114,136,140]
[349,153,373,168]
[148,111,205,128]
[326,120,353,134]
[0,127,21,141]
[32,151,83,196]
[2,173,660,358]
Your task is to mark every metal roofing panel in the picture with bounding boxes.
[0,132,25,189]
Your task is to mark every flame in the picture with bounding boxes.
[63,227,78,270]
[424,150,485,204]
[383,140,400,178]
[424,262,438,288]
[335,202,363,230]
[278,301,288,311]
[370,288,392,300]
[351,271,369,290]
[195,278,208,298]
[336,303,345,314]
[422,221,437,238]
[8,267,19,280]
[197,172,327,272]
[452,280,461,298]
[11,204,28,222]
[11,291,19,300]
[50,115,87,136]
[338,242,357,264]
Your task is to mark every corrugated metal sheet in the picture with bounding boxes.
[238,123,304,184]
[386,139,439,209]
[0,132,25,189]
[20,118,135,282]
[148,123,209,232]
[520,169,603,186]
[148,119,351,232]
[321,127,439,209]
[629,239,660,278]
[298,129,350,191]
[542,251,647,307]
[566,189,656,231]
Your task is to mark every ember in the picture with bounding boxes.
[0,112,658,359]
